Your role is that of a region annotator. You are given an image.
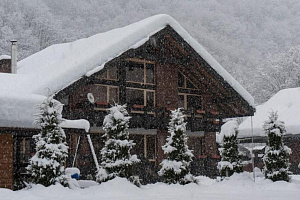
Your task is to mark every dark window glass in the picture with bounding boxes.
[126,62,144,83]
[178,95,185,109]
[20,138,34,164]
[178,72,185,87]
[187,95,202,110]
[186,79,196,89]
[146,91,154,107]
[126,88,144,106]
[146,64,154,84]
[146,135,155,159]
[130,135,144,158]
[109,87,119,104]
[93,85,107,103]
[108,66,118,80]
[188,137,202,156]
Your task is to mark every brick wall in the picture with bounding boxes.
[203,132,218,157]
[155,62,178,108]
[0,134,13,189]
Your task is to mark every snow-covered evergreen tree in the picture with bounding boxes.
[158,108,196,184]
[263,111,291,182]
[96,104,140,185]
[217,120,243,177]
[27,96,68,187]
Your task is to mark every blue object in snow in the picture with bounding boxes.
[71,173,80,180]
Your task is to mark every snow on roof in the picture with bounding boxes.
[0,89,90,131]
[217,120,238,143]
[239,87,300,138]
[0,73,30,92]
[0,90,45,129]
[17,14,254,107]
[0,55,11,60]
[61,119,90,132]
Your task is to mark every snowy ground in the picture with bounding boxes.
[1,172,300,200]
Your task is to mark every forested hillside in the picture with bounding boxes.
[1,0,300,103]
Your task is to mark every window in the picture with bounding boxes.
[187,95,202,110]
[126,88,155,112]
[178,95,185,109]
[92,85,119,108]
[19,137,35,165]
[178,72,197,89]
[188,137,203,157]
[126,62,144,83]
[130,134,156,162]
[146,135,156,160]
[178,93,202,111]
[126,88,144,106]
[126,59,155,84]
[146,91,154,108]
[96,66,118,80]
[146,64,154,84]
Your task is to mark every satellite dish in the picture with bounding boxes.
[87,93,95,104]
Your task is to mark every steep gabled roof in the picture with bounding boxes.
[16,14,254,107]
[239,87,300,138]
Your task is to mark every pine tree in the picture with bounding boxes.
[217,120,243,177]
[263,111,291,182]
[27,96,68,187]
[158,108,196,184]
[96,104,140,185]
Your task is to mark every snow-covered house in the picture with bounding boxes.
[239,87,300,174]
[0,14,254,189]
[0,56,90,190]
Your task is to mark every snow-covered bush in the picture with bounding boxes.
[217,120,243,177]
[158,108,196,184]
[96,104,140,186]
[27,96,68,187]
[263,111,291,182]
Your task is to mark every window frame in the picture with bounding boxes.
[94,84,119,110]
[125,58,155,85]
[130,133,156,163]
[95,66,119,81]
[178,71,198,90]
[178,93,203,116]
[126,87,155,114]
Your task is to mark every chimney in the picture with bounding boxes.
[11,40,17,74]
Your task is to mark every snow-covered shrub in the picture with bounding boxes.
[27,96,68,187]
[263,111,291,182]
[158,108,196,184]
[96,104,140,186]
[217,120,243,177]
